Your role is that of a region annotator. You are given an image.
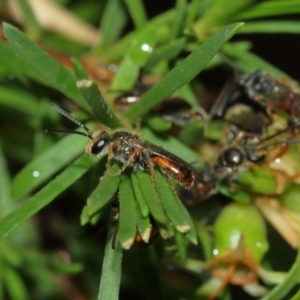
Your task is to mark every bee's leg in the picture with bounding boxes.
[105,150,140,177]
[163,173,179,197]
[143,152,159,193]
[111,195,120,249]
[101,145,115,179]
[112,221,120,250]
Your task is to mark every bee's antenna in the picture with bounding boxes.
[48,103,93,139]
[45,128,93,139]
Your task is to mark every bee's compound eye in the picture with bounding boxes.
[90,132,110,155]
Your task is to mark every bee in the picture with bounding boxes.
[46,104,196,190]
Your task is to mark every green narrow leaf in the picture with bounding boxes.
[144,38,186,70]
[111,27,158,91]
[236,1,300,20]
[15,0,41,39]
[135,208,152,243]
[186,0,211,23]
[238,21,300,34]
[0,41,41,81]
[261,242,300,300]
[0,87,38,115]
[131,173,149,217]
[4,267,30,300]
[72,57,88,80]
[175,230,187,261]
[86,164,121,216]
[156,170,197,244]
[97,224,122,300]
[176,83,199,108]
[95,0,127,51]
[222,43,288,77]
[76,79,122,129]
[291,288,300,300]
[0,142,12,217]
[3,23,89,111]
[100,9,176,62]
[155,170,191,233]
[0,155,95,241]
[178,120,205,146]
[118,175,137,249]
[125,22,244,122]
[146,116,172,132]
[170,0,187,40]
[124,0,147,30]
[12,134,86,198]
[195,221,213,261]
[135,170,167,224]
[193,0,251,36]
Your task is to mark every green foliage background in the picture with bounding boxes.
[1,0,300,299]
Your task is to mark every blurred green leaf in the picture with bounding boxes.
[111,27,158,91]
[0,41,41,81]
[145,38,186,70]
[15,0,41,39]
[0,143,12,217]
[4,267,30,300]
[261,242,300,300]
[0,155,94,241]
[222,43,288,77]
[178,120,205,146]
[170,0,188,40]
[236,1,300,20]
[95,0,127,51]
[0,87,38,116]
[239,21,300,34]
[12,134,86,198]
[100,9,176,62]
[124,0,147,30]
[194,222,213,261]
[193,0,251,37]
[98,224,122,300]
[3,23,90,111]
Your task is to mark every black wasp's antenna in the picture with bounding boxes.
[255,122,300,151]
[45,103,93,140]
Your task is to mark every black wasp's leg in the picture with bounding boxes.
[209,78,241,119]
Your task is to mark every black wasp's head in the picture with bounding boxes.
[218,147,244,168]
[86,131,111,156]
[239,70,273,98]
